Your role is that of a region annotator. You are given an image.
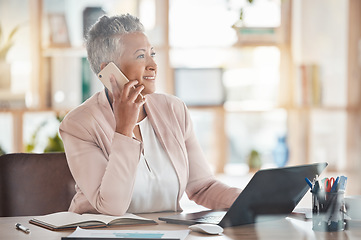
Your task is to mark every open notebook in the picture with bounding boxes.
[29,211,157,231]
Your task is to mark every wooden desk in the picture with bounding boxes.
[1,212,361,240]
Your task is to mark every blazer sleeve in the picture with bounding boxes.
[181,102,242,209]
[59,111,142,215]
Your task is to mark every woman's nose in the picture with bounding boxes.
[147,65,156,71]
[146,58,157,71]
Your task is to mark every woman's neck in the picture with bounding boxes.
[138,106,147,122]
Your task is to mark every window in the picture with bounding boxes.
[169,0,285,172]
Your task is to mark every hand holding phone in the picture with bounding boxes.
[98,62,145,137]
[97,62,144,99]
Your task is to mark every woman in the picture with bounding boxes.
[59,14,241,216]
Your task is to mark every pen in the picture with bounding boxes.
[338,175,348,191]
[313,180,320,194]
[305,177,313,189]
[15,223,30,234]
[330,176,340,192]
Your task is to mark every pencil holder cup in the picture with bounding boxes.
[312,191,346,232]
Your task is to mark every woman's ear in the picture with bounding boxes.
[100,62,108,71]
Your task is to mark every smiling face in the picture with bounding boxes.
[115,32,157,95]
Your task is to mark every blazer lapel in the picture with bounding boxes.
[144,94,188,203]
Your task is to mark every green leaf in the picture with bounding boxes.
[0,42,14,60]
[26,143,35,153]
[0,24,3,47]
[44,133,64,152]
[239,9,244,20]
[7,24,20,43]
[0,23,21,60]
[0,144,6,156]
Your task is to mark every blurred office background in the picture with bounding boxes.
[0,0,360,175]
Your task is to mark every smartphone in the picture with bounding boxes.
[97,62,144,99]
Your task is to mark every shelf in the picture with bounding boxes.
[0,108,69,114]
[42,47,87,58]
[224,101,278,113]
[0,90,26,109]
[286,106,358,112]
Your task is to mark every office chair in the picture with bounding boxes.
[0,152,76,217]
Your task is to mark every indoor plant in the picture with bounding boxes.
[0,23,20,89]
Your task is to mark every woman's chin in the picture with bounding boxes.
[142,89,156,95]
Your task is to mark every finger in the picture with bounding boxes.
[122,80,139,100]
[129,85,144,102]
[110,75,121,100]
[135,95,147,108]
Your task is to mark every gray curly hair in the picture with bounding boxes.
[86,14,145,74]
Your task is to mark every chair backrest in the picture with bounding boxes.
[0,152,76,217]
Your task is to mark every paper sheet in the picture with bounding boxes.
[64,227,190,240]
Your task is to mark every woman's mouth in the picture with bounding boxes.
[143,76,155,80]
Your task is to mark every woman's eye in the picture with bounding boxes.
[137,54,145,59]
[151,52,156,58]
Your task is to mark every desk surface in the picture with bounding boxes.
[1,212,361,240]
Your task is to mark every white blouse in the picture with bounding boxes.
[127,117,179,213]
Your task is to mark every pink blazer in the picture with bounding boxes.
[59,90,241,215]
